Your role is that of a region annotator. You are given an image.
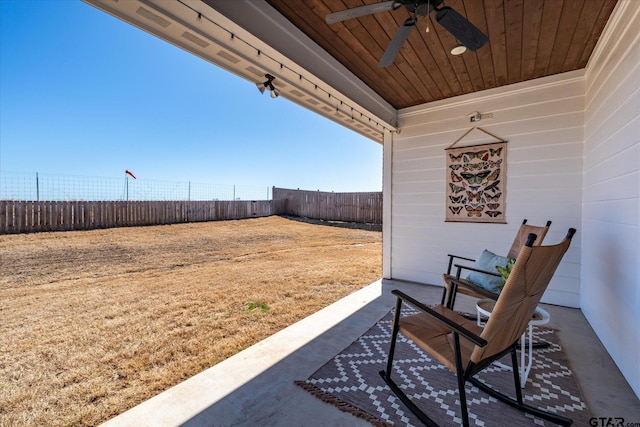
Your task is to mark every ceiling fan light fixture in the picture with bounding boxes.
[328,0,487,67]
[451,44,467,55]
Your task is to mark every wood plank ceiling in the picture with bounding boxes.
[265,0,618,110]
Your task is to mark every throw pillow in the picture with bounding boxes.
[466,249,510,293]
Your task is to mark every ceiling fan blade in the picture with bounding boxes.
[326,1,399,25]
[436,6,488,51]
[378,17,416,68]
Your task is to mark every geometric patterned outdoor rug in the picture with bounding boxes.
[296,307,590,426]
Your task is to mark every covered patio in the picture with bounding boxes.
[83,0,640,424]
[100,279,639,425]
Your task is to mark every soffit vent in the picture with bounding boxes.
[306,99,320,106]
[245,66,264,77]
[135,7,170,28]
[216,50,241,64]
[181,31,210,48]
[321,106,332,113]
[289,89,304,98]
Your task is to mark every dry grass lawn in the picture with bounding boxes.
[0,216,382,426]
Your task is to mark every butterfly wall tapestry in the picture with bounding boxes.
[446,140,507,223]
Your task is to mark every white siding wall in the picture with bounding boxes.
[388,71,585,307]
[582,0,640,399]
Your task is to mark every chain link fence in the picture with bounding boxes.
[0,171,272,201]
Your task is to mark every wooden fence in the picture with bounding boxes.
[0,200,286,234]
[0,188,382,234]
[273,187,382,225]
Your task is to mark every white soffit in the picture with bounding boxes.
[82,0,398,142]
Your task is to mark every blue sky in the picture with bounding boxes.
[0,0,382,193]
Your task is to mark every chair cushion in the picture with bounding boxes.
[465,249,509,293]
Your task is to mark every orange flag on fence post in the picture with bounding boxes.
[125,170,136,201]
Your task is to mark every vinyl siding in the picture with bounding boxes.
[389,72,585,307]
[582,0,640,399]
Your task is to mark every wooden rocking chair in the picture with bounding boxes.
[381,228,576,427]
[442,219,552,309]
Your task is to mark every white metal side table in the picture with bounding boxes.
[476,299,550,388]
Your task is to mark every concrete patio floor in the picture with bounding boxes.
[101,280,640,426]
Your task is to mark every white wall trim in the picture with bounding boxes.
[382,131,393,279]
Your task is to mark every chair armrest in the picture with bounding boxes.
[391,289,487,347]
[453,263,501,279]
[446,254,475,274]
[447,254,476,262]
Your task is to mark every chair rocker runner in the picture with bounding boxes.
[380,228,576,427]
[442,219,552,310]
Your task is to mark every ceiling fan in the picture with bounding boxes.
[326,0,489,68]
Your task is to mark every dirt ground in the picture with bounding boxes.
[0,216,382,426]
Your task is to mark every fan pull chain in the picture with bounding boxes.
[425,0,430,33]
